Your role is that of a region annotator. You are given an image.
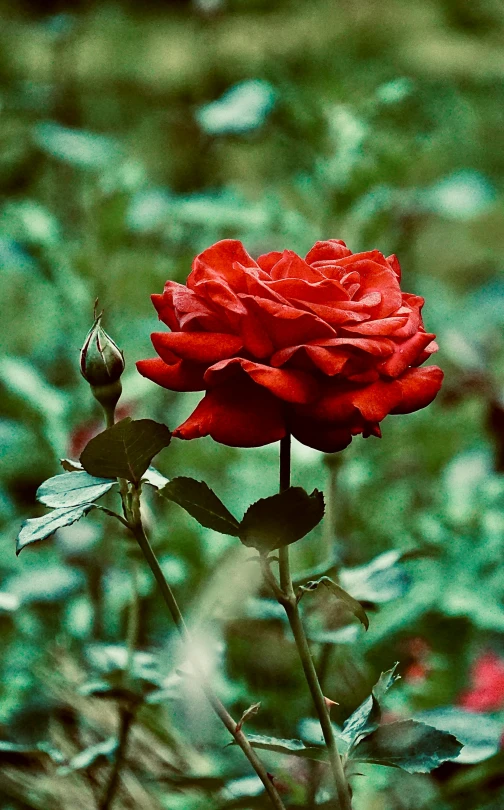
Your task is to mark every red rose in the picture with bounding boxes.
[459,652,504,713]
[137,239,443,451]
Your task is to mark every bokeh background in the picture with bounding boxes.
[1,0,504,808]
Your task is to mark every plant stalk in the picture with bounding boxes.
[128,489,287,810]
[99,560,140,810]
[277,435,352,810]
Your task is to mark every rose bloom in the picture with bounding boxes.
[459,652,504,713]
[137,239,443,451]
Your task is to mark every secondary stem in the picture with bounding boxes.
[99,561,140,810]
[128,489,287,810]
[277,435,352,810]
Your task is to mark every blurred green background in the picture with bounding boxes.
[1,0,504,808]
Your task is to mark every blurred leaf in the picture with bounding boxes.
[0,592,20,612]
[196,79,276,135]
[340,551,410,604]
[57,737,117,775]
[16,505,96,554]
[60,458,84,472]
[37,471,116,508]
[160,477,239,535]
[5,565,84,603]
[233,734,327,763]
[80,418,171,484]
[34,122,121,169]
[0,741,64,767]
[351,720,462,773]
[416,708,504,765]
[239,488,324,553]
[305,577,369,629]
[340,665,400,747]
[141,466,170,489]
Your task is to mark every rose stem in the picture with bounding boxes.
[277,434,352,810]
[127,488,287,810]
[99,409,140,810]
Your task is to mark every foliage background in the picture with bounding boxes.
[1,0,504,807]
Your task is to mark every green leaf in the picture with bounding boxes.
[60,458,83,472]
[57,737,117,776]
[141,466,170,489]
[232,734,328,763]
[239,487,324,553]
[37,471,116,508]
[340,665,400,747]
[0,741,64,767]
[16,505,96,555]
[339,550,409,604]
[160,477,240,535]
[351,720,462,773]
[80,418,171,484]
[415,707,503,765]
[317,577,369,629]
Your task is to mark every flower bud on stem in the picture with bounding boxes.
[80,304,125,427]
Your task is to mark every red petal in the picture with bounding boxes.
[244,296,336,349]
[270,250,324,282]
[174,378,287,447]
[257,251,284,273]
[188,239,258,292]
[204,358,318,404]
[391,366,443,414]
[305,240,352,264]
[151,332,243,364]
[315,336,395,357]
[386,254,402,279]
[136,358,205,391]
[151,293,179,330]
[351,378,403,422]
[289,415,353,453]
[342,316,409,336]
[380,332,436,378]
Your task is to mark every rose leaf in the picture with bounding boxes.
[239,487,324,553]
[159,477,240,536]
[80,418,171,484]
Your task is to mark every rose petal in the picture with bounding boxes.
[305,240,352,264]
[204,357,318,404]
[290,417,354,453]
[270,250,325,282]
[380,332,436,378]
[244,295,336,349]
[386,254,402,279]
[391,366,444,414]
[188,239,259,292]
[342,316,409,336]
[314,336,395,357]
[173,377,287,447]
[136,358,205,391]
[151,332,243,364]
[257,251,284,273]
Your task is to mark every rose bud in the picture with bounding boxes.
[80,311,124,422]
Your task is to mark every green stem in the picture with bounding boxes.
[128,489,287,810]
[277,435,352,810]
[99,705,135,810]
[99,561,140,810]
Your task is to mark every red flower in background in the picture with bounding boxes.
[137,239,443,451]
[459,652,504,713]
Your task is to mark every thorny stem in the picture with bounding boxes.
[99,403,138,810]
[276,434,353,810]
[127,487,287,810]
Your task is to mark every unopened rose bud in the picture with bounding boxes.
[80,309,124,423]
